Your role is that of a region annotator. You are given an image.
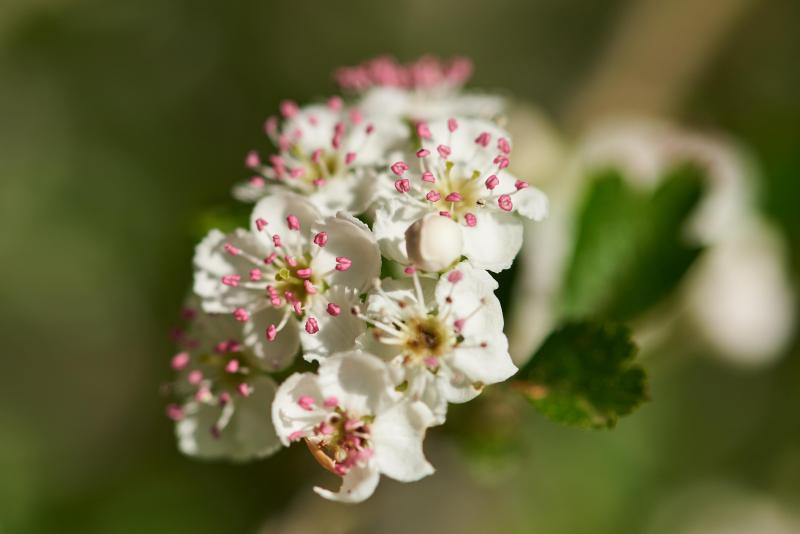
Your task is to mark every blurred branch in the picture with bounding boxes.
[564,0,757,128]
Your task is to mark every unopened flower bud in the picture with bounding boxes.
[405,213,463,272]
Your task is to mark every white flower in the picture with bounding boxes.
[272,351,435,503]
[373,117,548,272]
[193,193,381,370]
[165,302,281,461]
[234,98,408,216]
[336,55,504,122]
[313,262,516,423]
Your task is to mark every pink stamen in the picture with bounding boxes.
[303,279,317,295]
[324,396,339,408]
[439,210,451,218]
[286,214,300,230]
[416,148,430,158]
[288,430,305,442]
[391,161,409,176]
[249,176,265,187]
[305,317,319,334]
[327,303,341,316]
[445,192,463,202]
[223,243,240,256]
[437,144,451,158]
[498,194,513,212]
[266,324,277,341]
[245,150,260,168]
[422,171,436,183]
[264,252,277,264]
[285,256,298,267]
[298,395,315,411]
[296,267,312,279]
[426,190,441,202]
[221,275,241,287]
[417,122,432,139]
[345,151,357,164]
[166,404,184,421]
[447,118,458,132]
[447,270,463,283]
[237,383,251,397]
[494,155,510,169]
[249,269,262,282]
[313,232,328,247]
[454,319,466,332]
[233,308,250,322]
[515,180,529,190]
[335,257,352,271]
[280,100,298,118]
[171,352,190,370]
[272,234,283,248]
[404,266,416,274]
[394,179,410,193]
[327,95,343,110]
[485,175,499,190]
[188,370,203,385]
[255,218,268,232]
[464,212,477,227]
[498,137,511,154]
[475,132,491,147]
[225,359,240,373]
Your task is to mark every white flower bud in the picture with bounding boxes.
[405,214,463,272]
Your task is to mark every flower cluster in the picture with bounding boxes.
[166,55,548,503]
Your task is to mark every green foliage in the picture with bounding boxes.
[561,164,705,321]
[516,321,647,429]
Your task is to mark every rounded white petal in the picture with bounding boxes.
[316,351,397,416]
[307,170,375,216]
[313,462,381,503]
[460,211,523,272]
[250,192,321,249]
[193,228,269,313]
[371,401,435,482]
[405,213,464,272]
[373,198,428,264]
[437,262,504,340]
[177,375,281,461]
[272,372,326,446]
[300,286,365,362]
[311,213,381,292]
[244,306,300,371]
[450,334,517,385]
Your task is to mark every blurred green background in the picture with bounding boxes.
[1,0,798,532]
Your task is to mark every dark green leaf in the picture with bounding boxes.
[515,321,648,429]
[561,164,705,321]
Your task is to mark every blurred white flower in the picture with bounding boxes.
[166,303,280,461]
[336,55,504,122]
[373,117,548,272]
[272,351,435,503]
[193,193,380,370]
[234,98,408,216]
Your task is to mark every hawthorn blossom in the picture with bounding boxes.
[272,351,435,503]
[166,302,280,461]
[360,262,514,423]
[373,117,548,272]
[234,98,408,216]
[193,193,380,369]
[336,55,505,122]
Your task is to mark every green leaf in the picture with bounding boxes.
[561,164,705,321]
[515,321,648,429]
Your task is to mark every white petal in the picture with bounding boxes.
[244,306,300,371]
[313,462,381,503]
[371,401,435,482]
[311,212,381,292]
[372,198,428,264]
[437,365,482,405]
[344,115,409,165]
[308,171,375,216]
[450,334,517,385]
[284,104,340,152]
[460,211,523,272]
[300,286,365,362]
[193,228,269,313]
[271,372,326,446]
[316,351,397,416]
[177,375,281,461]
[437,262,504,340]
[250,192,321,250]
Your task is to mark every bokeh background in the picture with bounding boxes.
[1,0,799,532]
